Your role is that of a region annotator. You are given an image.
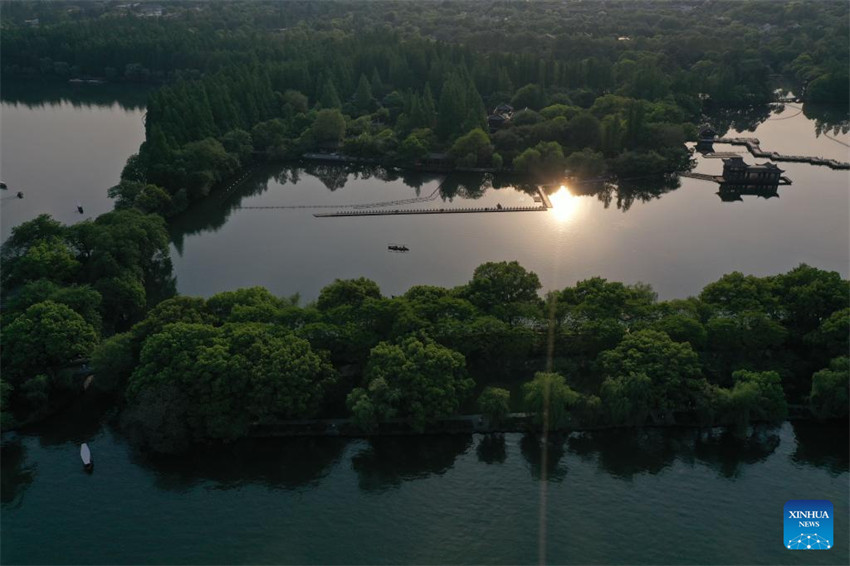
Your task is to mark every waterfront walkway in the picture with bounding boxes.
[312,186,551,218]
[713,137,850,169]
[313,204,546,217]
[680,171,792,185]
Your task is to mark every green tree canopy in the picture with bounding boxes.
[310,108,346,144]
[809,357,849,419]
[1,301,98,408]
[448,128,493,167]
[599,329,704,423]
[477,386,511,426]
[522,372,581,430]
[461,261,542,318]
[126,322,336,447]
[347,336,472,431]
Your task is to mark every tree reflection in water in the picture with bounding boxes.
[439,173,492,201]
[567,429,681,480]
[133,437,347,493]
[520,433,568,482]
[803,103,850,137]
[692,427,780,478]
[168,163,444,252]
[565,426,783,480]
[703,105,772,134]
[476,434,507,465]
[0,441,36,507]
[351,435,472,491]
[790,421,849,476]
[168,166,273,253]
[0,79,150,111]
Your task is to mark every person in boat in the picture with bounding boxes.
[16,191,23,199]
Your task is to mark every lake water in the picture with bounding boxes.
[0,81,147,241]
[167,103,849,301]
[1,89,847,300]
[2,409,847,565]
[1,87,848,564]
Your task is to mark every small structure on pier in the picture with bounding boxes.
[696,126,717,153]
[721,156,783,184]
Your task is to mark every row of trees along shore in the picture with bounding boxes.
[2,209,847,452]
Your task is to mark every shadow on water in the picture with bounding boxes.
[803,104,850,137]
[0,441,36,507]
[168,166,274,253]
[703,105,773,134]
[351,435,473,491]
[0,79,150,111]
[439,173,492,200]
[566,426,783,480]
[132,436,348,493]
[567,428,681,479]
[476,434,507,465]
[520,433,568,482]
[167,163,443,252]
[790,421,850,476]
[692,427,781,479]
[24,392,118,448]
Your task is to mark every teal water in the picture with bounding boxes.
[2,413,847,565]
[2,86,848,565]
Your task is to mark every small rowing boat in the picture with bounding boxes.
[80,443,93,472]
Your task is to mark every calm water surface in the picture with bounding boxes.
[1,88,848,564]
[169,103,849,301]
[1,87,847,299]
[0,82,147,241]
[1,411,847,564]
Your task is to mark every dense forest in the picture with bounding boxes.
[1,1,848,449]
[3,1,848,216]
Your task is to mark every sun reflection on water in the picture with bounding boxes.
[548,186,579,222]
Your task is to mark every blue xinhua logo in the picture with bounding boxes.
[784,500,833,550]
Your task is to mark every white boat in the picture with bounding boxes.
[80,443,93,471]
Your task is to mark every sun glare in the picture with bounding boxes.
[548,186,578,222]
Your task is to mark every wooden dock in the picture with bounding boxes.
[713,137,850,169]
[311,185,553,218]
[314,204,547,217]
[537,187,553,208]
[680,171,792,185]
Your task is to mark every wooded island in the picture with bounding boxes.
[1,1,848,452]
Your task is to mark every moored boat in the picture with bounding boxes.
[80,443,93,471]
